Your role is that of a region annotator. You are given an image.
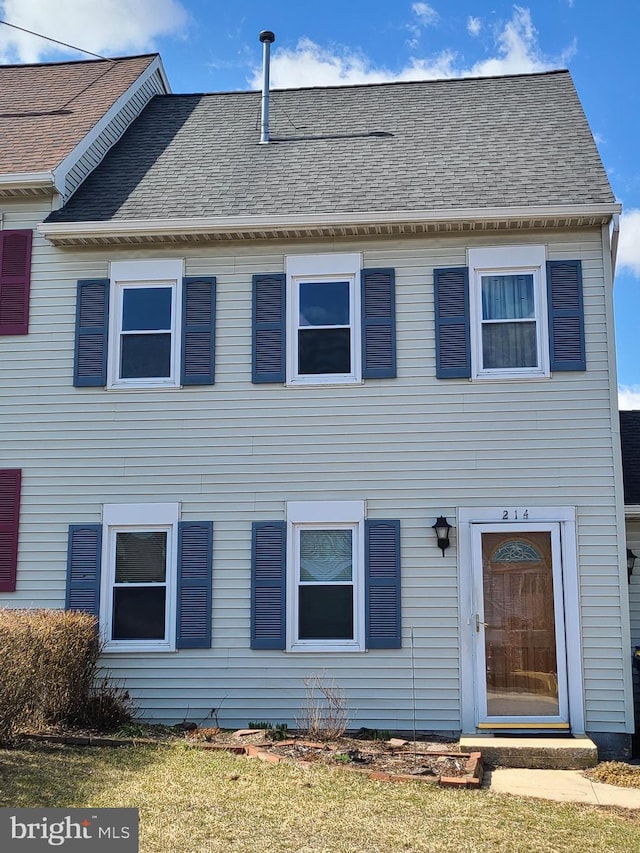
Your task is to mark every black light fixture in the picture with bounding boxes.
[432,516,451,556]
[627,548,637,582]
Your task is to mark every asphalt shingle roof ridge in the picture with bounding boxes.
[0,53,159,70]
[152,67,571,100]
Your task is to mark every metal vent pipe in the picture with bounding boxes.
[259,30,275,144]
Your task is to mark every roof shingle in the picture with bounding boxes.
[621,411,640,506]
[0,54,158,174]
[46,70,614,224]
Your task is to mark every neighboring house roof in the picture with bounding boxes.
[45,70,614,232]
[621,411,640,506]
[0,54,159,175]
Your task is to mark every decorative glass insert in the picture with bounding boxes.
[481,274,537,369]
[298,528,354,640]
[297,280,351,375]
[300,530,352,581]
[492,540,543,563]
[112,531,167,640]
[481,531,559,717]
[120,287,173,379]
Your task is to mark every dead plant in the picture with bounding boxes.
[296,671,349,741]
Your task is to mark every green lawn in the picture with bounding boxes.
[1,742,638,853]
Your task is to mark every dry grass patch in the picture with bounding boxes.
[0,742,639,853]
[585,762,640,789]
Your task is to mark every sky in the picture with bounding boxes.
[0,0,638,406]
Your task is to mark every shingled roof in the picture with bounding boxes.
[45,69,614,226]
[0,54,159,175]
[621,411,640,506]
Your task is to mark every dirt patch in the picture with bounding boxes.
[184,729,482,786]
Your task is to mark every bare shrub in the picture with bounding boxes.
[0,609,136,743]
[297,672,349,740]
[74,676,138,732]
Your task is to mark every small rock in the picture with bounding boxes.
[387,738,408,748]
[232,728,263,738]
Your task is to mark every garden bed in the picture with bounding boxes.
[185,729,484,787]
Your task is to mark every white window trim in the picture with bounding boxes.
[286,252,362,386]
[286,500,365,652]
[468,245,549,381]
[107,259,184,390]
[100,502,180,652]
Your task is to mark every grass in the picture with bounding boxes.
[0,742,639,853]
[585,762,640,789]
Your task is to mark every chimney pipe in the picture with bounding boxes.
[259,30,275,144]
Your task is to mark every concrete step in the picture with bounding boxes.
[459,735,598,769]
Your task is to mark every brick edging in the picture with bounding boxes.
[21,733,483,788]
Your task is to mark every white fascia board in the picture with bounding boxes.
[52,55,170,197]
[38,202,623,242]
[0,172,55,191]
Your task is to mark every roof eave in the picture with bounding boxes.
[39,203,622,246]
[0,172,56,198]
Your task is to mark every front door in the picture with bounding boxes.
[471,523,569,729]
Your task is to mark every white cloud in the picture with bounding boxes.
[467,16,482,37]
[617,209,640,277]
[412,3,439,27]
[619,386,640,410]
[250,7,570,89]
[0,0,188,63]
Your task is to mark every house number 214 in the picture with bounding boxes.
[502,509,529,519]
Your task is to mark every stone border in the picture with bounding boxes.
[190,739,484,788]
[20,734,483,788]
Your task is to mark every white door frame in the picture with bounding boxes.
[458,506,585,734]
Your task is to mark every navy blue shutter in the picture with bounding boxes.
[365,519,401,649]
[74,279,109,387]
[66,524,102,616]
[547,260,586,372]
[252,274,286,383]
[251,521,286,649]
[176,521,213,649]
[181,277,216,385]
[361,268,396,378]
[434,268,470,379]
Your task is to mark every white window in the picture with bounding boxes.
[468,246,549,380]
[286,253,362,385]
[286,501,365,652]
[100,503,179,652]
[108,259,183,389]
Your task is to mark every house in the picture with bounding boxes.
[620,410,640,736]
[0,52,168,596]
[0,58,633,758]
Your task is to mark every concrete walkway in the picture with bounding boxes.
[487,768,640,808]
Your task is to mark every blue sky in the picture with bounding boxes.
[1,1,638,405]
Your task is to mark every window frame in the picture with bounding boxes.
[107,259,184,390]
[286,253,362,386]
[100,503,179,652]
[468,246,550,381]
[286,501,365,652]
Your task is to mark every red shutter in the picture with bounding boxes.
[0,230,32,335]
[0,469,21,592]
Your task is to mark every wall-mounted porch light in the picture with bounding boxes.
[627,548,637,582]
[432,516,451,556]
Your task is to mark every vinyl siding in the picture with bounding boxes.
[63,71,166,200]
[0,225,629,732]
